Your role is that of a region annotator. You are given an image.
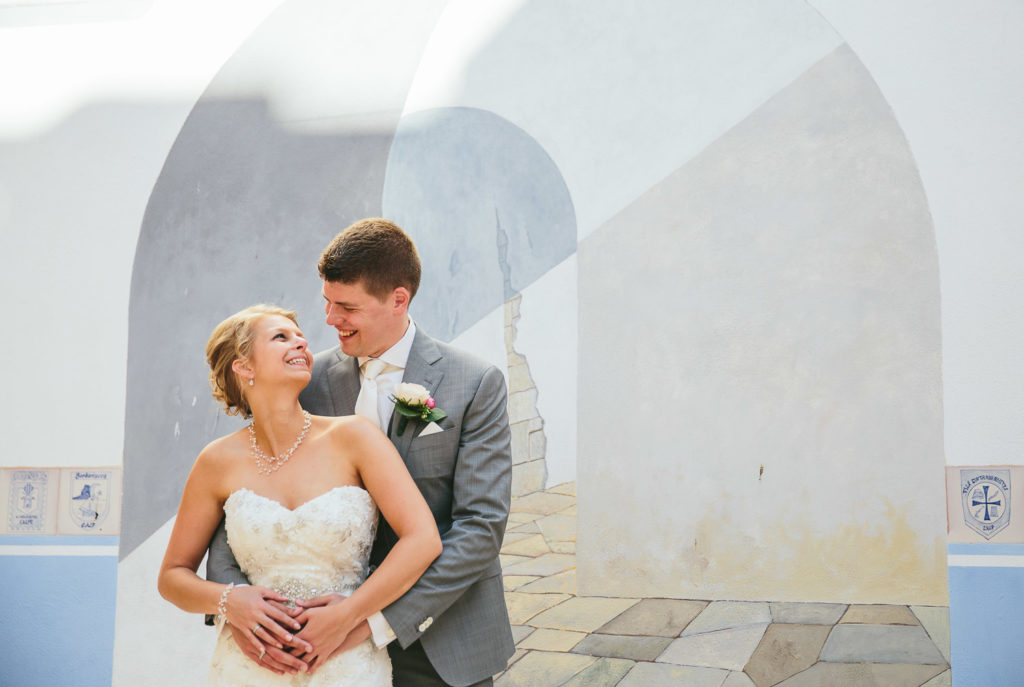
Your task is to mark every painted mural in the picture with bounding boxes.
[108,1,956,685]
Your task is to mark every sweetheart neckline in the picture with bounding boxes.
[226,485,369,513]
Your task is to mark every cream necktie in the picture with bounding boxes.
[354,358,388,430]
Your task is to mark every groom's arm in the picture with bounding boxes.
[203,516,249,625]
[380,365,512,648]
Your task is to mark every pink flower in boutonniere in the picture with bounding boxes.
[391,383,448,436]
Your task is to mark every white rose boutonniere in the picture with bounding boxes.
[391,383,448,436]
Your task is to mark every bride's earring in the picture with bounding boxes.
[249,378,254,387]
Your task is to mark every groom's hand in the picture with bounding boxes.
[227,622,310,675]
[293,593,364,672]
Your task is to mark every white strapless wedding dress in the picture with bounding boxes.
[208,486,392,686]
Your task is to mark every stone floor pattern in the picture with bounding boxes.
[496,482,951,687]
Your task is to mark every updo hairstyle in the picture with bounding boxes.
[205,304,299,419]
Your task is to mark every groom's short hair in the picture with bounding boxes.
[318,218,421,301]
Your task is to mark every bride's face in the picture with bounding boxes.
[245,315,312,386]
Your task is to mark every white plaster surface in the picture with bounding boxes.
[402,0,842,240]
[516,255,578,488]
[448,300,508,386]
[0,0,286,469]
[112,517,216,686]
[806,2,1024,466]
[577,45,946,604]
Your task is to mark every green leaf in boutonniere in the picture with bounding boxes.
[390,383,448,436]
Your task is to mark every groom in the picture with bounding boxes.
[207,218,515,686]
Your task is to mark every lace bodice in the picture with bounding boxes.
[224,486,377,601]
[208,486,391,686]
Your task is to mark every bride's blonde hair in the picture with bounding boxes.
[206,304,299,419]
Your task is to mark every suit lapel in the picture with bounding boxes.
[325,349,361,415]
[389,329,444,456]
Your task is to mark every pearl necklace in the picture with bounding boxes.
[249,411,312,475]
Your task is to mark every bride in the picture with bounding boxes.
[158,304,441,685]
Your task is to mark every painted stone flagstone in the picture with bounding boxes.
[504,592,571,625]
[658,623,769,671]
[921,669,952,687]
[529,597,639,633]
[549,540,576,554]
[503,552,576,577]
[510,625,534,644]
[839,604,920,625]
[494,651,594,687]
[743,623,832,686]
[536,513,576,542]
[618,662,731,687]
[517,628,587,652]
[682,601,773,636]
[511,491,575,515]
[598,598,709,637]
[548,482,576,497]
[723,672,757,687]
[561,657,634,687]
[769,602,847,625]
[775,662,947,686]
[506,521,541,535]
[820,624,948,665]
[503,575,540,591]
[518,569,576,594]
[500,533,551,557]
[911,605,951,663]
[570,633,674,661]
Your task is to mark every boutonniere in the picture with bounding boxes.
[390,383,448,436]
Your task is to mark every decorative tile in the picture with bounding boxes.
[560,657,634,687]
[743,624,831,686]
[658,624,769,671]
[518,628,588,652]
[57,467,121,535]
[518,569,576,595]
[618,662,730,687]
[598,598,708,637]
[819,625,948,665]
[494,650,594,687]
[910,605,951,663]
[683,601,772,636]
[945,466,1024,543]
[1,468,59,535]
[511,491,576,515]
[530,597,639,632]
[769,602,847,625]
[504,592,571,625]
[571,634,673,661]
[839,604,920,626]
[503,552,576,577]
[775,663,946,686]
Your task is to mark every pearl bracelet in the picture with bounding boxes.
[217,582,235,621]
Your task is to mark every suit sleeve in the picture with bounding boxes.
[382,365,512,647]
[203,516,250,625]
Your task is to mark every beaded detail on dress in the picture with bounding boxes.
[207,486,391,686]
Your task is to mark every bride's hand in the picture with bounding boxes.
[292,593,360,670]
[223,585,310,657]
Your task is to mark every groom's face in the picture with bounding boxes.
[322,279,409,358]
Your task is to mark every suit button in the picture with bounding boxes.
[418,617,433,633]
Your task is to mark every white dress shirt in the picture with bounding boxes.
[359,319,416,648]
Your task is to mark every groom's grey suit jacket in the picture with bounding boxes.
[207,329,514,687]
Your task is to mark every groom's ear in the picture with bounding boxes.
[391,287,411,315]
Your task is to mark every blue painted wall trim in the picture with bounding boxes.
[0,542,118,686]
